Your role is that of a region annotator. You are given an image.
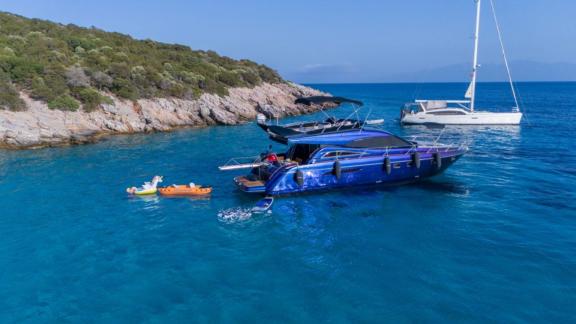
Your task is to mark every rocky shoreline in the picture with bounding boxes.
[0,83,326,149]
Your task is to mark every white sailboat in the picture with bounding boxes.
[400,0,523,125]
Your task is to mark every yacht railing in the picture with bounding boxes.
[414,100,471,104]
[328,140,468,162]
[407,100,472,111]
[405,131,470,154]
[219,131,468,171]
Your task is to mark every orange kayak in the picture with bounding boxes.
[158,185,212,196]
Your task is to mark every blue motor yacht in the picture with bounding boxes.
[220,128,467,196]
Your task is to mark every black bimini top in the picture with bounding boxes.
[288,129,414,149]
[295,96,364,107]
[343,135,413,149]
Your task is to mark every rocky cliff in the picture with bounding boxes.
[0,82,326,149]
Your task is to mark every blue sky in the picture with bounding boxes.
[1,0,575,82]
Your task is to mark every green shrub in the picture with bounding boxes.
[48,95,79,111]
[217,71,242,87]
[0,46,15,57]
[182,87,202,100]
[42,70,69,100]
[258,66,282,83]
[0,11,286,110]
[74,87,111,112]
[111,78,139,100]
[108,62,130,79]
[0,56,44,83]
[201,78,228,97]
[240,71,261,87]
[90,71,113,89]
[0,80,26,111]
[30,76,52,100]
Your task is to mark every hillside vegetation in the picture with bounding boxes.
[0,12,283,112]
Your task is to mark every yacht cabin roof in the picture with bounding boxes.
[287,129,412,148]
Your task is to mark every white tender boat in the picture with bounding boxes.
[252,197,274,213]
[401,0,522,126]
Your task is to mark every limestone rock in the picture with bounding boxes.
[0,82,328,149]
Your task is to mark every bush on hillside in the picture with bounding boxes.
[0,80,25,111]
[0,11,285,112]
[74,87,113,112]
[91,71,113,89]
[65,66,90,88]
[48,95,79,111]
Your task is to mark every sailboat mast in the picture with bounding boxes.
[470,0,481,112]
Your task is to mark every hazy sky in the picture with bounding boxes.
[1,0,575,82]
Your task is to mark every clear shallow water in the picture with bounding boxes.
[0,82,575,322]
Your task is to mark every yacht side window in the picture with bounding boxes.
[427,110,466,115]
[322,151,360,159]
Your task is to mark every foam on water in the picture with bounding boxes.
[217,207,254,223]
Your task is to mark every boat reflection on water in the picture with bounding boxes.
[160,195,212,202]
[402,124,521,150]
[127,194,161,211]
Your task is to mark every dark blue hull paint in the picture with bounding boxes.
[236,149,466,196]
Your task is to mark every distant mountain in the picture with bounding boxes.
[288,61,576,84]
[389,61,576,83]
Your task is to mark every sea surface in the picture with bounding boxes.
[0,82,575,323]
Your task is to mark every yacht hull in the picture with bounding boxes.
[236,148,466,196]
[401,111,522,126]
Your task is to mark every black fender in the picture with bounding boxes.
[384,156,391,175]
[412,151,421,169]
[295,169,304,187]
[433,152,442,169]
[333,160,342,179]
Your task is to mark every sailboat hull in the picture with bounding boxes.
[401,111,522,125]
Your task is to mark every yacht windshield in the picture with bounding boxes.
[287,144,320,164]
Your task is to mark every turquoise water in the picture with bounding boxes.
[1,82,575,322]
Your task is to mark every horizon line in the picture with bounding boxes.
[300,80,576,85]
